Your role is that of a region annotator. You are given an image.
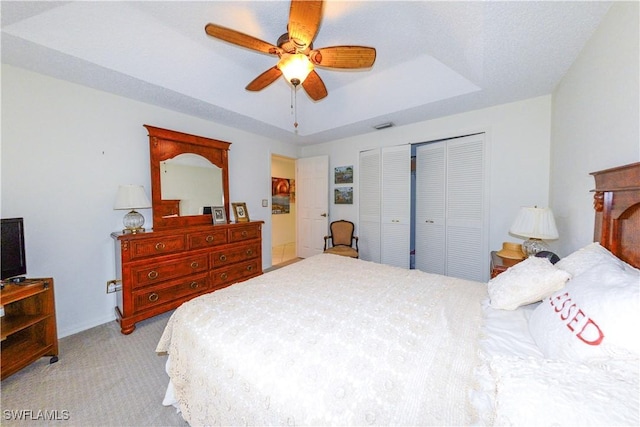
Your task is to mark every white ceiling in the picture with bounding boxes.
[1,1,612,145]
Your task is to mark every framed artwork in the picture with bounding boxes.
[211,206,226,224]
[334,166,354,184]
[272,177,291,214]
[334,187,353,204]
[232,202,250,222]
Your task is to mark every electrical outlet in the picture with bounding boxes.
[262,199,268,207]
[106,280,122,293]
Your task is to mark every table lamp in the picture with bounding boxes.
[509,206,559,257]
[114,184,152,234]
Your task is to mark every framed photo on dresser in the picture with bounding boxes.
[232,202,249,222]
[211,206,226,225]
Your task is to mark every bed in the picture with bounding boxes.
[157,162,640,426]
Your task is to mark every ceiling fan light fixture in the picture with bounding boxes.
[278,53,314,85]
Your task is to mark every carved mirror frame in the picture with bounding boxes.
[145,125,231,230]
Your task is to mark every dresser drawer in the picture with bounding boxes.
[210,243,260,268]
[133,274,208,311]
[229,224,260,243]
[211,259,260,287]
[129,235,185,260]
[132,254,208,288]
[188,229,228,249]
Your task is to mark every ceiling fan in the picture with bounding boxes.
[204,0,376,101]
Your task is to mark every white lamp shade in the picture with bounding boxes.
[278,53,314,84]
[114,185,152,210]
[509,207,559,240]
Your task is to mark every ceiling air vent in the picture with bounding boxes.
[373,122,393,130]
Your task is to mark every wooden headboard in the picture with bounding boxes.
[591,162,640,269]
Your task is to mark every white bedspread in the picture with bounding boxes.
[157,254,487,426]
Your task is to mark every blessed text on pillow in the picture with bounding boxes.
[529,261,640,361]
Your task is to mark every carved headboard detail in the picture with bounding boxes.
[591,162,640,268]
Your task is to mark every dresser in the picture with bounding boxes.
[112,221,263,334]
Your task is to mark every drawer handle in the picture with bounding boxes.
[221,273,228,280]
[190,281,199,289]
[206,235,214,243]
[148,293,159,302]
[246,265,253,271]
[155,242,166,251]
[219,254,227,262]
[241,230,248,237]
[148,271,159,280]
[190,261,199,269]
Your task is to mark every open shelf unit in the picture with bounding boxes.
[1,278,58,380]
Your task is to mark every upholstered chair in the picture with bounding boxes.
[323,220,359,258]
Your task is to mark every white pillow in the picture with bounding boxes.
[529,262,640,361]
[555,242,624,277]
[488,257,571,310]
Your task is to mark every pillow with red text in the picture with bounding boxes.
[528,261,639,361]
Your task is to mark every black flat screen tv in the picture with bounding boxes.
[1,217,27,280]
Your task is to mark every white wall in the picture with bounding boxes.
[301,95,553,257]
[550,1,639,256]
[1,65,298,337]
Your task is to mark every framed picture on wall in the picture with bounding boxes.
[232,202,250,222]
[211,206,227,225]
[334,187,353,204]
[272,177,291,214]
[334,166,354,184]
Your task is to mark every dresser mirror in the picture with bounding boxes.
[145,125,231,230]
[160,153,224,216]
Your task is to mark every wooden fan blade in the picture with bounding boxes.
[311,46,376,69]
[205,23,279,55]
[246,66,283,91]
[288,0,323,50]
[302,70,328,101]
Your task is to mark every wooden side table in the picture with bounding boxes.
[490,251,523,278]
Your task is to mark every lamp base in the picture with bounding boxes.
[122,210,146,234]
[122,227,146,234]
[522,238,548,257]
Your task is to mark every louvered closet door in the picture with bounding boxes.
[446,137,485,281]
[415,144,446,274]
[358,149,381,263]
[415,134,486,281]
[381,145,411,268]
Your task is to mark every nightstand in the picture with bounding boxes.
[490,251,523,278]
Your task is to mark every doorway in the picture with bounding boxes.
[271,155,297,266]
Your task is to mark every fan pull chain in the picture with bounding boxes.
[293,85,299,129]
[290,78,301,130]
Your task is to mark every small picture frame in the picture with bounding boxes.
[211,206,226,225]
[334,187,353,204]
[232,202,250,222]
[334,165,354,184]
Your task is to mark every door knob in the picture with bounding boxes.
[321,213,327,217]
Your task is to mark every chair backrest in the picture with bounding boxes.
[330,220,355,247]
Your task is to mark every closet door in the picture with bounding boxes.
[358,149,381,263]
[381,145,411,268]
[415,144,446,274]
[446,137,485,281]
[415,134,486,281]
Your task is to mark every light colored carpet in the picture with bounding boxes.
[0,311,187,426]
